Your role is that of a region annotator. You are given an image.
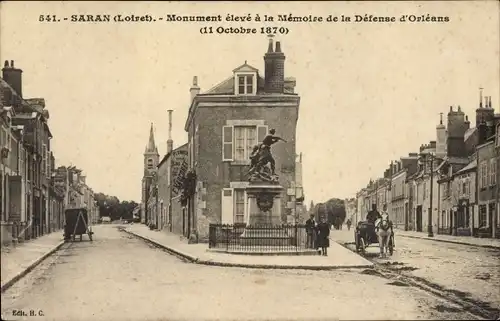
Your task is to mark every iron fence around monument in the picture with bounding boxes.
[208,223,309,253]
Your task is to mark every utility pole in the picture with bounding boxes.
[429,154,435,237]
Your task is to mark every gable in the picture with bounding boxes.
[232,63,259,73]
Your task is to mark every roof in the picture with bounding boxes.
[202,75,296,95]
[145,123,159,154]
[454,159,477,176]
[464,127,477,142]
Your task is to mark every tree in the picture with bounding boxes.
[94,192,138,221]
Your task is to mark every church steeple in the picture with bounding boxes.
[143,122,159,177]
[145,122,159,155]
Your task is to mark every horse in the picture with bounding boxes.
[375,214,392,258]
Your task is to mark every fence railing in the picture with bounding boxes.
[208,223,310,252]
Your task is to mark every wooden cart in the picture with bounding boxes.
[64,208,94,242]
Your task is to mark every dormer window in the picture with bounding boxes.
[236,74,255,95]
[232,62,259,96]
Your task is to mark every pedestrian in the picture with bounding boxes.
[347,219,352,231]
[316,217,330,256]
[305,214,317,249]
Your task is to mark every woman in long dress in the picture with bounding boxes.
[316,217,330,256]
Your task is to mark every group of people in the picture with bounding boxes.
[305,214,331,256]
[304,204,393,258]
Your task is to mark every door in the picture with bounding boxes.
[416,206,422,232]
[404,203,409,231]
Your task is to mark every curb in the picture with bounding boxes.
[124,229,374,271]
[398,234,500,250]
[1,240,66,293]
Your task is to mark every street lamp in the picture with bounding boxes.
[419,152,436,237]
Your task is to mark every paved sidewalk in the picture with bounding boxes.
[1,230,65,292]
[331,225,500,249]
[124,224,373,270]
[394,229,500,249]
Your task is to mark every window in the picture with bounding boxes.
[235,126,256,161]
[222,124,268,162]
[236,74,255,95]
[41,144,47,176]
[147,158,153,169]
[480,161,488,188]
[234,190,245,223]
[490,158,497,186]
[19,147,24,177]
[0,126,8,149]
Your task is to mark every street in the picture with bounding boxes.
[333,228,500,317]
[0,225,487,321]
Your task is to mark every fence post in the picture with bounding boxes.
[226,224,229,251]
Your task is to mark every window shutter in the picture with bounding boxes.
[257,125,268,143]
[222,126,234,161]
[221,188,234,224]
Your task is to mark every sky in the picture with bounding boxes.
[1,1,499,204]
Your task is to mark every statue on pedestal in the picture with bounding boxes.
[247,128,287,183]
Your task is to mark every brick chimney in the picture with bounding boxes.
[190,76,200,103]
[476,88,495,127]
[436,112,446,158]
[447,105,467,157]
[167,110,173,154]
[2,60,23,97]
[264,36,285,94]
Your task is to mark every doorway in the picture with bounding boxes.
[416,205,422,232]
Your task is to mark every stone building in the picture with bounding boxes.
[182,37,301,242]
[1,60,54,242]
[390,154,418,230]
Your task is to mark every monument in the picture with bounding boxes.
[239,129,293,247]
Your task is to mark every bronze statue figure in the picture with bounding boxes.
[248,128,287,183]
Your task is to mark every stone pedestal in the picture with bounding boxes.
[240,182,293,247]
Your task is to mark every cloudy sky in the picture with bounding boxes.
[1,1,499,204]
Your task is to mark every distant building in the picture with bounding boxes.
[141,124,159,224]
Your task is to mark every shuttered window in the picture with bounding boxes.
[490,158,497,186]
[222,125,268,162]
[222,126,234,161]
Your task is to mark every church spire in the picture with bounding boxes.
[145,122,158,154]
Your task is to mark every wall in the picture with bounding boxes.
[191,98,299,239]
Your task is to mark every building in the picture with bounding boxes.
[181,37,301,242]
[476,102,499,238]
[1,60,54,243]
[390,154,419,230]
[344,197,357,224]
[141,124,159,224]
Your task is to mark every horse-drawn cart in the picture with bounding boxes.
[64,208,93,242]
[354,221,394,255]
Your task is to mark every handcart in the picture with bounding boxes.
[64,208,94,242]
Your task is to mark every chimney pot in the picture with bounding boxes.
[193,76,198,86]
[3,60,8,68]
[450,106,453,112]
[457,106,461,112]
[275,41,282,53]
[10,60,14,68]
[489,96,492,108]
[267,35,274,53]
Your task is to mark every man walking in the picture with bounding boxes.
[305,214,317,249]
